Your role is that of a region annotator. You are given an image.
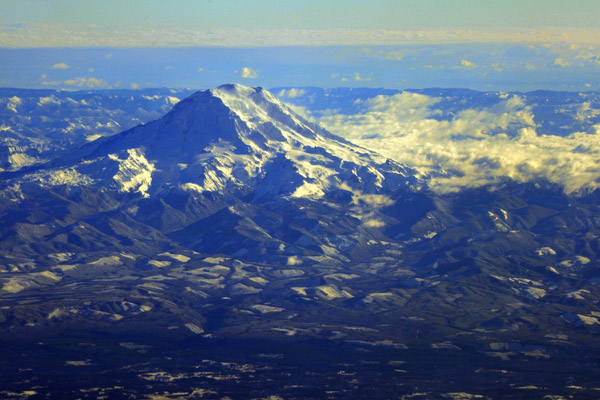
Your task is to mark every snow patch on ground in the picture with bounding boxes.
[536,247,557,256]
[26,168,94,187]
[562,313,600,326]
[565,289,590,300]
[525,287,547,299]
[231,283,262,294]
[363,292,397,303]
[65,360,92,366]
[203,256,229,264]
[7,96,22,113]
[52,264,78,272]
[325,273,359,280]
[251,305,285,313]
[271,327,298,336]
[270,269,305,278]
[249,277,269,285]
[287,256,302,266]
[188,265,230,277]
[158,252,191,263]
[89,256,122,266]
[292,285,353,300]
[109,148,154,197]
[1,270,62,293]
[185,323,204,334]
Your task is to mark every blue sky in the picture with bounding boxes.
[1,1,599,91]
[2,0,600,29]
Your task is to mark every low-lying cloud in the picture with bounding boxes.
[314,93,600,194]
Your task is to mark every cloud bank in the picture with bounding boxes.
[2,24,600,47]
[313,93,600,194]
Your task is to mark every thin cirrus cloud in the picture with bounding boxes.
[312,93,600,194]
[2,24,600,47]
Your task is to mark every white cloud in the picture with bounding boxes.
[63,77,110,88]
[354,72,373,81]
[554,57,572,67]
[3,25,600,47]
[277,88,306,99]
[352,193,394,207]
[165,66,175,70]
[335,182,394,228]
[52,62,69,69]
[238,66,258,79]
[316,92,600,194]
[454,59,477,69]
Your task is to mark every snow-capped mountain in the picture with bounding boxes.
[1,84,420,259]
[1,84,600,383]
[68,84,416,199]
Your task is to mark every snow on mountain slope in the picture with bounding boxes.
[6,84,418,203]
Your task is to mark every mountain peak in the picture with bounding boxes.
[213,83,263,96]
[207,84,304,131]
[14,84,418,204]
